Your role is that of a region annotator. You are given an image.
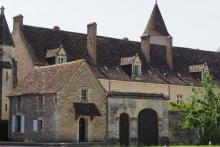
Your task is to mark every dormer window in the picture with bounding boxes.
[189,63,209,80]
[120,54,142,80]
[46,45,67,65]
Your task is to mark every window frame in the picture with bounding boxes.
[37,95,44,110]
[80,88,89,102]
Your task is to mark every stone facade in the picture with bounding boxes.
[9,94,57,142]
[9,63,107,142]
[107,97,168,144]
[55,63,107,142]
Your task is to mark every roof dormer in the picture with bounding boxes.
[189,63,209,80]
[46,45,67,65]
[120,54,142,80]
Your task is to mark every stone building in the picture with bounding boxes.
[7,2,220,145]
[0,6,15,121]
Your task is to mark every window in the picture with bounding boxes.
[81,89,88,101]
[5,104,7,111]
[15,115,21,133]
[134,65,139,76]
[17,97,21,110]
[5,71,8,81]
[33,119,43,132]
[37,96,44,110]
[57,56,66,64]
[12,115,24,133]
[177,94,183,104]
[38,120,43,132]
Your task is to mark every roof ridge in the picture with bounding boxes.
[34,59,84,69]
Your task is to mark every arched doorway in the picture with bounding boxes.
[79,117,87,142]
[138,109,158,145]
[119,113,129,145]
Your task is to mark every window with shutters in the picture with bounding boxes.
[33,118,43,132]
[13,115,24,133]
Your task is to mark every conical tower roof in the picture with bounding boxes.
[142,3,170,37]
[0,7,14,46]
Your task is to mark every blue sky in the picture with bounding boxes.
[2,0,220,51]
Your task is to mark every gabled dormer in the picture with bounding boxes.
[120,54,142,80]
[189,63,209,80]
[46,45,67,65]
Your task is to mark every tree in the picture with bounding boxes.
[170,75,220,144]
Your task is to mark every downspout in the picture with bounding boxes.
[107,80,111,142]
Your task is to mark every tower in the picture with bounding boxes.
[141,2,173,69]
[0,6,15,120]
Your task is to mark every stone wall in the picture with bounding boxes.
[169,111,200,145]
[108,97,169,144]
[56,63,107,142]
[99,79,193,103]
[12,26,35,84]
[9,94,57,142]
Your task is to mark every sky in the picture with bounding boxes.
[2,0,220,51]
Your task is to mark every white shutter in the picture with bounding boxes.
[33,120,38,132]
[21,115,25,133]
[12,115,15,133]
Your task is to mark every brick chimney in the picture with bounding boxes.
[166,36,173,69]
[87,22,97,64]
[141,35,151,63]
[13,14,23,30]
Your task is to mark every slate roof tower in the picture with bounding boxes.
[0,6,15,120]
[141,2,173,69]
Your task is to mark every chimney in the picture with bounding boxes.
[13,14,23,30]
[87,22,97,64]
[141,35,151,63]
[166,36,173,69]
[53,26,60,30]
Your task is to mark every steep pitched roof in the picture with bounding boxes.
[142,3,170,36]
[8,60,84,96]
[0,13,14,46]
[18,25,220,85]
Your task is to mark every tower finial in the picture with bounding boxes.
[1,6,5,14]
[155,0,157,4]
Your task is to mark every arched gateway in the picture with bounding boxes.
[138,109,158,145]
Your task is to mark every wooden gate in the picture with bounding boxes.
[119,113,129,145]
[138,109,158,145]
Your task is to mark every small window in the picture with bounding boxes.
[134,65,139,76]
[6,71,9,81]
[5,104,7,111]
[38,120,43,132]
[57,56,66,64]
[37,96,44,110]
[15,115,21,133]
[81,89,88,101]
[17,97,22,110]
[177,94,183,103]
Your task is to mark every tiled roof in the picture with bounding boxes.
[142,3,170,36]
[8,60,83,96]
[0,14,14,46]
[19,25,220,85]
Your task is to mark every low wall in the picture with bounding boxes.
[169,111,200,145]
